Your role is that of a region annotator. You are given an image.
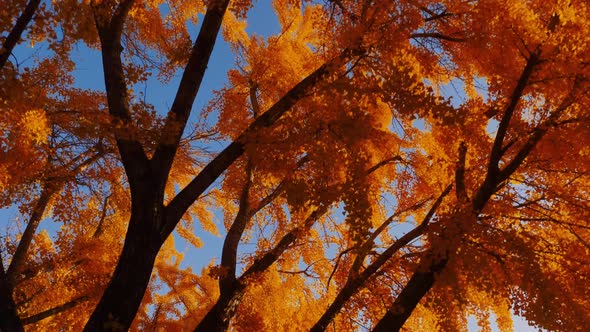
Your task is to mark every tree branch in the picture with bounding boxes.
[349,196,433,278]
[220,162,253,289]
[472,50,542,212]
[361,184,453,279]
[21,295,89,325]
[371,251,448,332]
[93,194,111,238]
[162,48,359,238]
[93,0,149,183]
[240,156,401,279]
[488,50,541,176]
[372,81,579,328]
[455,142,468,203]
[151,0,231,184]
[109,0,136,39]
[0,0,41,71]
[310,184,453,332]
[7,149,104,287]
[240,205,330,279]
[423,10,454,22]
[5,184,57,288]
[410,32,466,42]
[498,91,577,181]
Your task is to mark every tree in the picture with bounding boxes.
[1,0,590,331]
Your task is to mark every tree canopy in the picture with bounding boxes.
[1,0,590,331]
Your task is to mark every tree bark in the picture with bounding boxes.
[85,0,231,329]
[0,0,41,71]
[83,193,163,332]
[6,185,56,288]
[371,254,447,332]
[21,295,89,325]
[0,263,24,332]
[194,280,246,332]
[193,164,252,332]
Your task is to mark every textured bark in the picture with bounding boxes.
[0,0,41,71]
[83,194,163,332]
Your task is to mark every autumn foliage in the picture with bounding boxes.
[1,0,590,331]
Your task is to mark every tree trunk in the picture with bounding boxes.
[194,281,245,332]
[83,194,163,332]
[0,263,24,332]
[371,254,448,332]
